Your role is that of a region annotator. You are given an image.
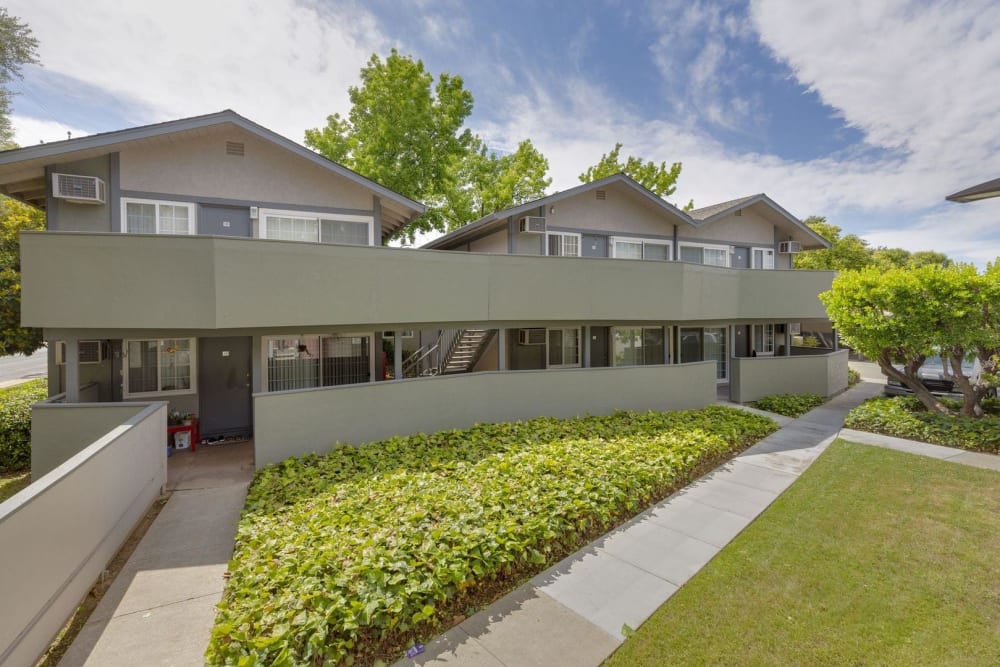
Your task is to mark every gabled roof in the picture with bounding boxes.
[688,193,829,249]
[0,110,426,238]
[946,177,1000,202]
[422,173,691,249]
[687,194,759,221]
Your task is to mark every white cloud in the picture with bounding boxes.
[11,115,90,147]
[5,0,389,142]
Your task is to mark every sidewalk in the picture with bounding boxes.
[397,381,883,667]
[840,428,1000,472]
[58,442,254,666]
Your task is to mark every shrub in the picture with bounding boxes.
[848,368,861,386]
[207,407,777,666]
[750,393,825,418]
[844,396,1000,453]
[0,379,46,473]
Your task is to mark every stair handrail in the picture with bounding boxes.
[438,328,466,374]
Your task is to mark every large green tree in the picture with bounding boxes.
[445,136,551,230]
[305,50,474,240]
[0,196,44,355]
[793,217,872,270]
[0,8,39,149]
[821,263,999,416]
[578,143,690,207]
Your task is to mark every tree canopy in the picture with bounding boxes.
[0,8,39,149]
[795,216,952,271]
[578,142,691,208]
[821,263,999,416]
[0,196,44,355]
[306,50,552,240]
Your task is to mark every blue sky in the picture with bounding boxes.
[7,0,1000,264]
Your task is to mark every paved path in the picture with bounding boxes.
[841,428,1000,472]
[59,442,254,666]
[0,351,47,388]
[397,381,883,667]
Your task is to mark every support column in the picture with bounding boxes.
[394,332,403,380]
[46,338,58,397]
[832,327,840,351]
[65,337,80,403]
[785,324,792,356]
[582,326,591,368]
[497,328,507,370]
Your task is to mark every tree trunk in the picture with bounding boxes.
[877,352,951,415]
[947,351,984,417]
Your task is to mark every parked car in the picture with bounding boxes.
[884,355,981,397]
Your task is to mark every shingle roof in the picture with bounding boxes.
[946,177,1000,202]
[687,194,760,221]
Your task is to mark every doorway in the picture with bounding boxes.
[199,337,253,440]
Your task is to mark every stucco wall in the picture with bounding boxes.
[0,402,166,667]
[22,233,835,331]
[545,181,682,237]
[118,126,374,210]
[31,402,148,478]
[253,362,718,467]
[729,350,849,403]
[47,156,112,232]
[682,209,775,246]
[468,230,508,253]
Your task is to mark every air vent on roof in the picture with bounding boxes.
[52,173,105,204]
[596,189,607,200]
[226,141,245,156]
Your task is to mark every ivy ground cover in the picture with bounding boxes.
[845,395,1000,453]
[207,406,777,666]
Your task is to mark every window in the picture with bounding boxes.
[124,338,195,397]
[613,327,666,366]
[122,199,195,235]
[546,232,581,257]
[260,209,373,246]
[547,328,580,367]
[381,330,415,338]
[753,324,775,356]
[55,340,107,365]
[265,334,372,391]
[610,237,672,261]
[752,247,775,269]
[678,243,730,267]
[679,327,727,381]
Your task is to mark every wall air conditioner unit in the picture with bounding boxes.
[52,173,106,204]
[55,340,108,365]
[778,241,802,254]
[249,206,259,219]
[518,328,546,345]
[519,216,546,233]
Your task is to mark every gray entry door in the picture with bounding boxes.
[581,234,608,258]
[732,246,750,268]
[199,337,252,439]
[199,205,252,237]
[589,326,610,367]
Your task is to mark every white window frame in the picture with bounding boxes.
[752,324,776,356]
[678,242,731,268]
[261,332,376,391]
[258,208,375,246]
[545,231,581,257]
[381,330,414,339]
[609,237,672,261]
[123,337,198,398]
[752,247,775,269]
[121,198,196,235]
[546,327,581,368]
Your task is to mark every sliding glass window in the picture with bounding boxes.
[613,327,666,366]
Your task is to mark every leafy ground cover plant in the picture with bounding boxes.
[848,368,861,386]
[749,393,825,418]
[0,378,46,473]
[207,407,777,666]
[845,396,1000,453]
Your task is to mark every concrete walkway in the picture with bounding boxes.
[59,442,254,666]
[841,428,1000,472]
[398,381,883,667]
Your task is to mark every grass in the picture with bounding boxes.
[606,440,1000,666]
[0,470,30,503]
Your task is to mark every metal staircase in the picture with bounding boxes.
[440,329,496,374]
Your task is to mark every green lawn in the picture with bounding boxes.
[607,440,1000,666]
[0,471,30,503]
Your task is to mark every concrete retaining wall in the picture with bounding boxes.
[32,401,148,478]
[0,402,167,667]
[730,350,849,403]
[254,362,718,467]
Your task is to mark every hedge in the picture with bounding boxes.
[750,393,826,418]
[0,379,46,473]
[844,396,1000,454]
[207,406,778,666]
[848,368,861,386]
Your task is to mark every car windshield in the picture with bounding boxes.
[923,355,975,371]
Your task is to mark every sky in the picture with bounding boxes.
[6,0,1000,265]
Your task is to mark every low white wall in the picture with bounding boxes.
[32,401,149,478]
[254,363,718,467]
[0,402,167,667]
[730,350,849,403]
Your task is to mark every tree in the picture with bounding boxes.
[0,8,39,149]
[578,142,690,207]
[820,264,999,416]
[305,50,474,240]
[0,196,44,355]
[444,137,551,230]
[793,216,871,270]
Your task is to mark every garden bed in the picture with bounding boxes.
[207,406,777,666]
[844,396,1000,454]
[0,379,47,474]
[749,393,826,418]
